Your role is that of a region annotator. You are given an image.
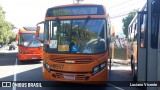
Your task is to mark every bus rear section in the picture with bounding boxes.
[18,27,43,61]
[36,4,111,84]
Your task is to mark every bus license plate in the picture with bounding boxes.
[64,75,75,80]
[32,57,37,59]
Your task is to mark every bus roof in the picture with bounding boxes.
[50,4,103,9]
[18,27,43,34]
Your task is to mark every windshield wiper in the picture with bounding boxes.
[27,40,34,47]
[81,16,90,31]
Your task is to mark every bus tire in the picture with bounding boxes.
[132,63,137,82]
[131,56,137,82]
[131,55,133,70]
[109,57,112,70]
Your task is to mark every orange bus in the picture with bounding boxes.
[17,27,43,61]
[36,4,111,84]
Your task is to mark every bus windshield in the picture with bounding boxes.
[44,19,107,54]
[19,33,43,47]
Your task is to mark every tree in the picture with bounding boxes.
[0,5,15,44]
[122,11,136,38]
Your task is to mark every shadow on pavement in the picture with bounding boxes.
[0,66,146,90]
[17,60,42,65]
[0,52,42,66]
[0,52,18,66]
[0,67,107,90]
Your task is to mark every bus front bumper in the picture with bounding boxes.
[18,53,43,60]
[42,64,108,84]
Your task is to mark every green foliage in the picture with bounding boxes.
[71,25,98,49]
[122,11,136,38]
[0,5,16,44]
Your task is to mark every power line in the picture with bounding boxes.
[110,9,138,19]
[109,0,146,19]
[108,0,132,9]
[111,9,138,17]
[110,13,129,19]
[108,0,145,14]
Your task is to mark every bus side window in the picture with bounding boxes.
[134,23,137,41]
[129,26,131,42]
[151,0,159,49]
[130,24,134,42]
[140,13,147,48]
[128,27,132,42]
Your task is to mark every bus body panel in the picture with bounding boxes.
[18,46,43,60]
[137,14,147,81]
[147,1,159,90]
[158,11,160,90]
[45,15,107,21]
[147,0,158,82]
[43,65,108,84]
[158,9,160,86]
[42,51,109,84]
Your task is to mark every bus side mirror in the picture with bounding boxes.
[36,26,44,43]
[111,26,115,36]
[36,26,40,38]
[36,21,44,43]
[15,34,18,41]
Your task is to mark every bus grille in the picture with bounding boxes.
[50,57,94,64]
[55,73,87,80]
[76,74,86,80]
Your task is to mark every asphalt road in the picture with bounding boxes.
[0,50,145,90]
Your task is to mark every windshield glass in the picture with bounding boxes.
[44,19,107,54]
[19,33,43,47]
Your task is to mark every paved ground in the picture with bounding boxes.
[0,50,145,90]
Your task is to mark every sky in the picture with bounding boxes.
[0,0,146,36]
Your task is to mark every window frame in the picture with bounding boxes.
[43,18,108,54]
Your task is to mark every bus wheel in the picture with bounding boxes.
[131,56,136,82]
[109,57,112,70]
[131,56,133,72]
[132,63,137,82]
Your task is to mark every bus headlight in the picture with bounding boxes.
[101,63,106,68]
[92,62,106,75]
[19,49,25,54]
[43,60,51,72]
[93,66,100,75]
[23,42,28,46]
